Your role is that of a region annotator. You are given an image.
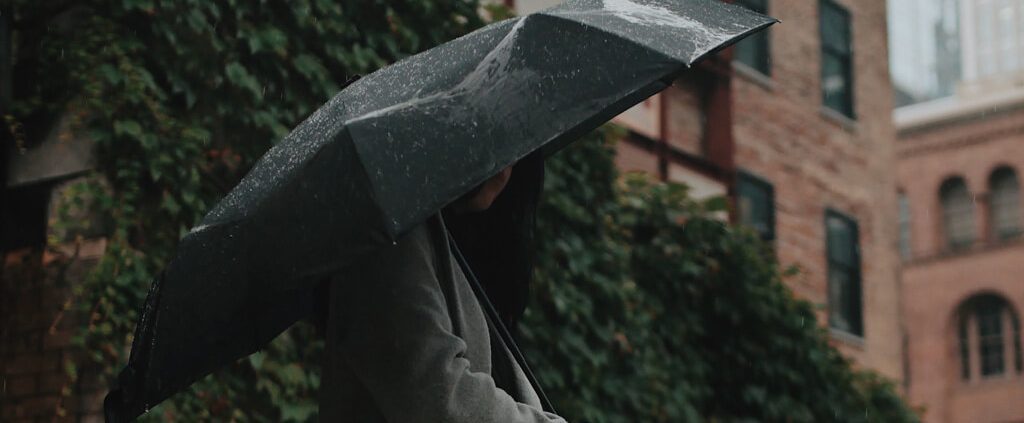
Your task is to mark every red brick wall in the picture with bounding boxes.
[729,0,904,380]
[898,106,1024,423]
[1,194,108,423]
[901,243,1024,423]
[3,1,912,420]
[665,80,707,158]
[607,0,904,383]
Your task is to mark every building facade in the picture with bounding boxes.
[1,0,909,420]
[729,0,902,380]
[894,0,1024,421]
[515,0,905,382]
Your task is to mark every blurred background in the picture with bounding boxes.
[0,0,1021,422]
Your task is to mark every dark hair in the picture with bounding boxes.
[444,151,545,332]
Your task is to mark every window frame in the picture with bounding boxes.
[825,209,863,337]
[989,167,1021,241]
[819,0,856,119]
[940,177,976,251]
[733,0,772,76]
[736,170,776,242]
[977,300,1006,377]
[958,294,1024,381]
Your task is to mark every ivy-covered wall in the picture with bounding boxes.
[4,1,487,420]
[524,130,920,422]
[2,1,919,422]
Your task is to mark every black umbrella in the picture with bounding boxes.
[105,0,775,420]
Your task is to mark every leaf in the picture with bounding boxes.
[249,27,288,55]
[224,62,262,98]
[113,120,143,138]
[292,54,326,80]
[249,351,265,370]
[280,401,317,422]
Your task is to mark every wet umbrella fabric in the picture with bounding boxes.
[105,0,775,420]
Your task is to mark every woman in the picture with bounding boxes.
[319,151,566,422]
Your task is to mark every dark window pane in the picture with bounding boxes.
[826,211,862,336]
[959,295,1020,381]
[735,31,771,75]
[990,167,1021,240]
[734,0,770,74]
[822,54,852,116]
[1,183,52,251]
[820,1,851,54]
[827,267,852,332]
[819,0,854,118]
[826,215,856,266]
[977,299,1005,377]
[940,178,976,250]
[737,172,775,241]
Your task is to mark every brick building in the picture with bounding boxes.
[517,0,905,382]
[1,119,108,420]
[1,0,908,421]
[893,0,1024,421]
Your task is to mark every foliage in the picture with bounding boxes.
[521,129,920,422]
[8,1,918,422]
[9,0,483,421]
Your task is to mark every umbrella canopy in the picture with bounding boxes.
[105,0,775,420]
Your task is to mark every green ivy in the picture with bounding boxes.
[9,1,918,422]
[522,131,920,422]
[9,1,484,421]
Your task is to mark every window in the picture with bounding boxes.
[989,167,1021,240]
[734,0,771,75]
[940,177,975,250]
[960,316,972,379]
[1015,312,1024,374]
[737,171,775,242]
[1,183,52,251]
[898,192,911,259]
[820,0,854,118]
[826,210,862,336]
[978,299,1005,376]
[969,0,1024,77]
[958,294,1022,380]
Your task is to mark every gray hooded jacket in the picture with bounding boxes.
[320,215,566,422]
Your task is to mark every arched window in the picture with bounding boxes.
[940,177,975,250]
[957,294,1022,380]
[990,167,1021,240]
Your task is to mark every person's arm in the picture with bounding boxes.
[328,224,566,423]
